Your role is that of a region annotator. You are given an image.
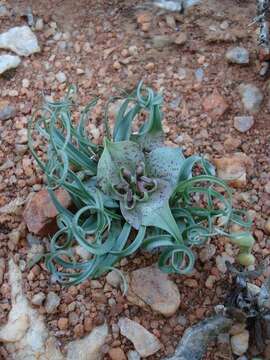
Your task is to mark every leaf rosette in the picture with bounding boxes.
[28,81,256,285]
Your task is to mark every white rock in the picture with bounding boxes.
[35,18,44,31]
[128,350,141,360]
[0,314,30,342]
[0,26,40,56]
[31,292,46,306]
[66,323,108,360]
[56,71,67,83]
[238,84,263,114]
[118,317,161,357]
[22,78,30,88]
[0,259,63,359]
[226,47,249,64]
[0,54,21,74]
[234,116,254,133]
[231,330,249,356]
[45,292,60,313]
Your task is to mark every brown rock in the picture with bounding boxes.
[136,12,151,32]
[213,153,253,188]
[265,219,270,234]
[136,12,151,25]
[126,265,180,317]
[74,324,84,338]
[202,89,228,119]
[84,318,93,332]
[23,188,72,235]
[174,32,187,46]
[58,318,69,330]
[259,47,270,62]
[108,347,126,360]
[224,136,242,151]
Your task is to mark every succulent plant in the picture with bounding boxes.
[28,82,255,285]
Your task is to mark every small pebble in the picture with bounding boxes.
[45,291,60,313]
[31,292,46,306]
[128,351,141,360]
[58,317,69,330]
[226,47,249,64]
[109,347,127,360]
[0,101,16,121]
[106,270,121,288]
[35,18,44,31]
[55,71,67,83]
[234,116,254,133]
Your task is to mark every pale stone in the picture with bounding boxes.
[213,153,253,188]
[0,26,40,56]
[45,292,60,313]
[66,323,108,360]
[0,54,21,74]
[118,317,161,357]
[126,266,180,317]
[106,270,122,288]
[238,84,263,114]
[226,47,249,64]
[234,116,254,133]
[0,259,63,359]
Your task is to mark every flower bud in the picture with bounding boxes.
[237,253,255,266]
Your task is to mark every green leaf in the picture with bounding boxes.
[120,180,176,232]
[146,146,185,187]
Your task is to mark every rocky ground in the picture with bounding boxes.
[0,0,270,359]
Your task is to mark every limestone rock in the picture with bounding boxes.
[128,350,141,360]
[226,47,249,64]
[238,84,263,114]
[23,188,72,235]
[0,314,29,342]
[234,116,254,133]
[126,265,180,317]
[45,292,60,314]
[66,323,108,360]
[0,54,21,74]
[0,26,40,56]
[118,317,161,357]
[31,292,46,306]
[0,259,63,359]
[56,71,67,83]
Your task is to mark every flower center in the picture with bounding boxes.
[113,162,157,210]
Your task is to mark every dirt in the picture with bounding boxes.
[0,0,270,359]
